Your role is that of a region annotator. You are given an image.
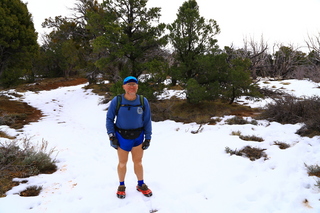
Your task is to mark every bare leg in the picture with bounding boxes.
[131,143,144,181]
[117,147,129,182]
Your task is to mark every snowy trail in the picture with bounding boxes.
[1,81,320,212]
[17,85,120,212]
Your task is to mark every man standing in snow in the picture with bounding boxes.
[106,76,152,199]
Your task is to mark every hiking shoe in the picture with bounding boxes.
[117,185,126,199]
[136,184,152,197]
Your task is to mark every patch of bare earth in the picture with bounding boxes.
[15,77,88,92]
[1,78,88,129]
[0,96,42,129]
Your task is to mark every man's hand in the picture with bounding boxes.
[109,133,119,149]
[142,139,150,150]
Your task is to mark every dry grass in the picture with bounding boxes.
[239,135,264,142]
[14,77,88,92]
[0,138,57,197]
[305,163,320,190]
[20,186,43,197]
[0,131,15,139]
[305,163,320,178]
[225,116,258,125]
[230,130,242,136]
[225,146,268,161]
[274,141,290,149]
[150,99,261,124]
[0,78,86,197]
[0,95,42,129]
[259,95,320,137]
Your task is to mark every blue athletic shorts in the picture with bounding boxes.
[115,131,144,151]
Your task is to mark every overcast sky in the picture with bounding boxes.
[23,0,320,49]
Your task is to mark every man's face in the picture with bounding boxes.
[123,82,138,94]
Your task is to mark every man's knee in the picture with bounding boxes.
[133,158,142,165]
[118,162,127,168]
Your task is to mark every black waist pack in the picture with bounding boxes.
[116,127,143,139]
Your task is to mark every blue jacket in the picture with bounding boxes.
[106,94,152,140]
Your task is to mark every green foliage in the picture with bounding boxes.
[221,57,260,104]
[90,0,167,79]
[39,15,92,78]
[135,82,157,101]
[0,69,25,88]
[0,0,39,87]
[110,81,124,97]
[185,52,261,103]
[185,78,208,103]
[38,0,106,79]
[167,0,220,80]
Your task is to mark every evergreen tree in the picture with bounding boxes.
[0,0,39,87]
[167,0,220,82]
[188,52,261,104]
[90,0,167,79]
[41,17,83,78]
[40,0,101,78]
[220,57,260,104]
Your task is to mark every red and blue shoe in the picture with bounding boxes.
[136,184,152,197]
[116,185,126,199]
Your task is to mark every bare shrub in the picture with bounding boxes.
[225,146,268,161]
[0,131,15,139]
[260,95,320,136]
[20,186,43,197]
[191,124,204,134]
[260,95,302,123]
[305,163,320,177]
[0,138,57,196]
[274,141,290,149]
[315,179,320,190]
[305,163,320,190]
[230,130,241,136]
[225,116,258,125]
[0,138,57,175]
[288,65,320,82]
[296,107,320,137]
[239,135,264,142]
[260,95,320,121]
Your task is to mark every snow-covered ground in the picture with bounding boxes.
[1,79,320,213]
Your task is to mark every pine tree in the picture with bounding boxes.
[0,0,39,87]
[167,0,220,81]
[90,0,167,78]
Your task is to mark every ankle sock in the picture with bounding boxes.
[120,181,125,186]
[138,180,144,186]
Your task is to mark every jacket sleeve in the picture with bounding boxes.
[143,97,152,140]
[106,97,117,135]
